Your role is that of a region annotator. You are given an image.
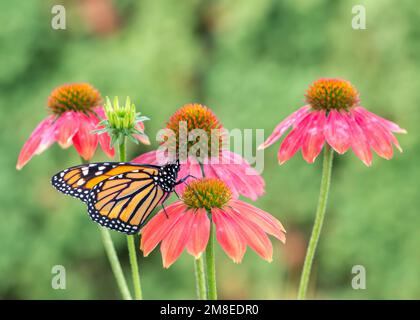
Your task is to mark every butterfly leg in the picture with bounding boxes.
[162,203,169,219]
[160,192,172,219]
[175,174,198,186]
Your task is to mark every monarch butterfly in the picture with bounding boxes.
[51,160,188,234]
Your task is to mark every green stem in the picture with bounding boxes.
[195,163,213,300]
[205,216,217,300]
[118,138,143,300]
[127,235,143,299]
[80,157,132,300]
[194,256,207,300]
[297,145,334,300]
[118,140,127,164]
[99,227,132,300]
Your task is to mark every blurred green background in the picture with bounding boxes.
[1,0,418,299]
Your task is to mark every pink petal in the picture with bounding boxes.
[325,109,351,154]
[160,209,195,268]
[387,132,403,153]
[354,107,404,152]
[258,105,311,150]
[278,112,312,164]
[345,112,372,166]
[90,108,115,158]
[134,123,151,145]
[93,106,106,118]
[132,150,160,165]
[98,132,115,158]
[205,159,240,198]
[175,156,203,194]
[212,208,246,263]
[17,115,56,170]
[355,107,407,134]
[140,201,186,256]
[301,111,326,163]
[220,150,265,200]
[225,207,273,262]
[229,199,286,243]
[72,113,99,160]
[54,112,80,148]
[186,208,210,258]
[353,109,393,160]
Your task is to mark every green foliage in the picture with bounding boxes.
[0,0,418,299]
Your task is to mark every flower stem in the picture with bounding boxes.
[297,145,334,300]
[127,234,143,299]
[80,157,131,300]
[99,226,132,300]
[205,216,217,300]
[194,256,207,300]
[118,138,143,300]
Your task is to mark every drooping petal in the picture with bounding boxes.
[72,113,99,160]
[140,201,186,256]
[98,132,115,158]
[134,123,151,145]
[387,132,403,153]
[160,209,195,268]
[325,109,351,154]
[301,110,326,163]
[355,106,407,134]
[90,108,115,158]
[186,208,210,258]
[258,105,311,150]
[229,199,286,243]
[212,208,246,263]
[345,112,372,166]
[219,150,265,200]
[16,115,56,170]
[205,158,240,198]
[132,150,160,164]
[278,112,312,164]
[225,207,273,262]
[353,108,393,160]
[54,112,80,148]
[354,107,405,152]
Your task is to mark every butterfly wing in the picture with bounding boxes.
[86,169,168,234]
[51,162,159,202]
[51,161,179,234]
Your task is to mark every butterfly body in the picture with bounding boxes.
[51,161,180,234]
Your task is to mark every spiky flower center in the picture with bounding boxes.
[182,178,232,211]
[305,78,359,111]
[166,103,224,157]
[47,83,102,115]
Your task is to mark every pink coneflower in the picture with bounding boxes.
[259,78,406,166]
[16,83,149,169]
[132,103,265,200]
[258,78,407,300]
[141,178,286,268]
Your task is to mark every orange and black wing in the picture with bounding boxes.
[51,162,160,203]
[86,170,168,234]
